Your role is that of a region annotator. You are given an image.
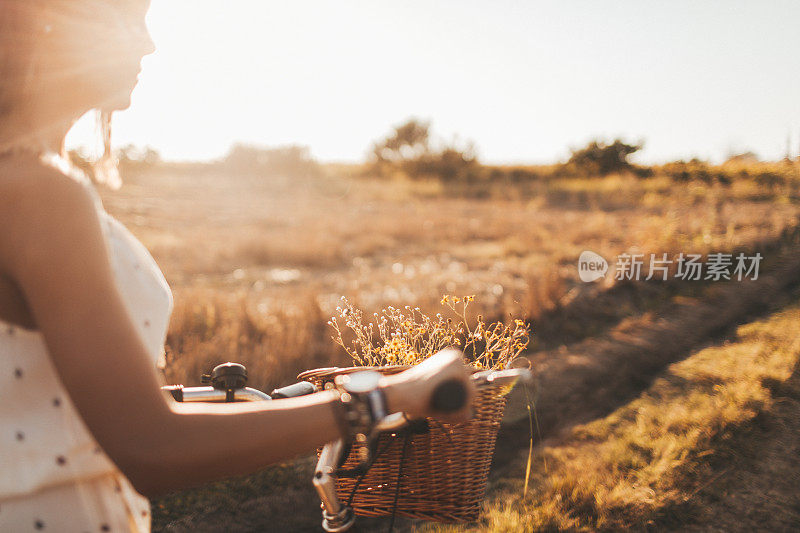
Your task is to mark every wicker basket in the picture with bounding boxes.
[297,365,508,523]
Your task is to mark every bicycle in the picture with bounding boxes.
[162,352,531,532]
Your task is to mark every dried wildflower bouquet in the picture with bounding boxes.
[298,296,530,523]
[328,295,529,371]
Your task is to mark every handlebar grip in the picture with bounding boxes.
[270,381,318,399]
[431,379,468,412]
[162,385,183,402]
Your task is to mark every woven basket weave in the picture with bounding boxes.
[297,365,507,523]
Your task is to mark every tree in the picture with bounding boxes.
[367,118,482,182]
[371,118,430,163]
[567,139,642,176]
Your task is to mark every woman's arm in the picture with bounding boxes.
[0,166,471,498]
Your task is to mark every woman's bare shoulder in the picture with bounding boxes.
[0,154,101,272]
[0,152,90,192]
[0,153,95,214]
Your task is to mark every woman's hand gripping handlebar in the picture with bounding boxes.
[161,350,530,532]
[377,348,474,423]
[314,349,532,532]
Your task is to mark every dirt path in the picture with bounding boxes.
[492,236,800,475]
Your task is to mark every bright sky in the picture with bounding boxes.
[66,0,800,164]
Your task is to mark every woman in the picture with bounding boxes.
[0,1,473,530]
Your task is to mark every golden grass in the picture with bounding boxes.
[104,162,800,405]
[161,289,343,391]
[464,303,800,532]
[98,163,800,531]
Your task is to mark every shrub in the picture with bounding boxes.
[368,118,481,182]
[566,139,643,176]
[405,141,481,182]
[661,158,728,184]
[370,117,431,164]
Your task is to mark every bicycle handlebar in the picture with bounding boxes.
[162,358,531,533]
[162,385,273,403]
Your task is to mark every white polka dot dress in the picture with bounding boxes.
[0,165,173,532]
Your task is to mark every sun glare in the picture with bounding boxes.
[66,1,800,164]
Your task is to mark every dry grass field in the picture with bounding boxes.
[97,161,800,532]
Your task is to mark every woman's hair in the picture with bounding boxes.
[0,2,39,127]
[0,1,121,188]
[95,110,122,189]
